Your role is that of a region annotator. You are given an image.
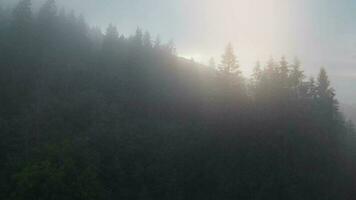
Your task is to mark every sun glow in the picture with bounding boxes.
[177,0,300,74]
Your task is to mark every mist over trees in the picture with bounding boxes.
[0,0,356,199]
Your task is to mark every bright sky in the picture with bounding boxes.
[2,0,356,103]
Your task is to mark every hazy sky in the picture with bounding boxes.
[2,0,356,103]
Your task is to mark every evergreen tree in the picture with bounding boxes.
[265,57,277,79]
[12,0,32,33]
[143,31,152,48]
[252,61,262,85]
[250,61,262,99]
[88,26,104,50]
[289,57,304,88]
[306,77,317,99]
[102,24,119,52]
[316,68,338,117]
[10,0,33,64]
[279,56,289,86]
[38,0,57,23]
[133,27,143,46]
[36,0,57,59]
[0,6,9,55]
[218,43,240,75]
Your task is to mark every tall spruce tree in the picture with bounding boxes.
[289,57,304,88]
[252,61,262,85]
[36,0,57,60]
[316,68,338,117]
[219,43,240,75]
[102,24,119,53]
[279,56,289,87]
[143,31,152,48]
[10,0,33,64]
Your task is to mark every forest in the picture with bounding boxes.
[1,0,356,199]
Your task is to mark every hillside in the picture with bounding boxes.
[0,1,356,200]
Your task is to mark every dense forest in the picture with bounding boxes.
[1,0,356,199]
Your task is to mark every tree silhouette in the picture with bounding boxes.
[279,56,289,87]
[143,31,152,48]
[316,68,338,118]
[289,57,304,88]
[218,43,240,75]
[10,0,33,64]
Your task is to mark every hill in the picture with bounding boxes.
[0,1,355,199]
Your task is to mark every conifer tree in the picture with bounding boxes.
[252,61,262,84]
[12,0,32,33]
[102,24,119,52]
[289,58,304,88]
[307,77,317,99]
[279,56,289,86]
[38,0,57,23]
[250,61,262,99]
[143,31,152,48]
[11,0,33,63]
[219,43,240,76]
[133,27,143,46]
[37,0,57,57]
[316,68,338,116]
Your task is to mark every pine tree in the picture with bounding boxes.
[88,26,104,50]
[102,24,119,52]
[307,77,317,99]
[38,0,57,23]
[0,5,8,54]
[11,0,33,63]
[250,61,262,98]
[265,57,278,83]
[133,27,143,46]
[289,57,304,88]
[219,43,240,75]
[279,56,289,86]
[143,31,152,48]
[316,68,338,113]
[252,61,262,84]
[316,68,336,106]
[77,14,88,36]
[37,0,57,57]
[12,0,32,31]
[317,68,332,98]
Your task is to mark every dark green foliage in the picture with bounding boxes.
[0,1,355,199]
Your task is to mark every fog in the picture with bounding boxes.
[1,1,356,198]
[2,0,355,104]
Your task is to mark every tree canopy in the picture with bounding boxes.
[0,1,355,199]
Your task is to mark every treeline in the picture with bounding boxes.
[0,0,356,199]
